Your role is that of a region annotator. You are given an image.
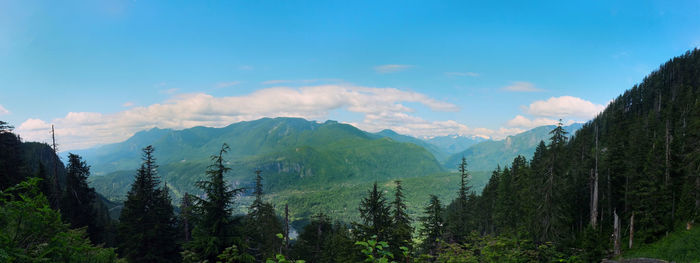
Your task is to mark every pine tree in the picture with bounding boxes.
[291,214,356,263]
[355,182,392,242]
[0,121,26,191]
[477,166,501,235]
[117,145,179,263]
[539,120,569,241]
[390,180,413,260]
[246,170,283,261]
[187,143,247,262]
[61,153,99,243]
[445,157,472,243]
[419,195,444,257]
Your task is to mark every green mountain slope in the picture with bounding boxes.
[86,118,444,203]
[444,123,583,171]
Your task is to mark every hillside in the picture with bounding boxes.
[444,123,583,171]
[455,49,700,261]
[85,118,446,221]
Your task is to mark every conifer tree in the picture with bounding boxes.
[118,145,179,263]
[390,180,413,260]
[246,170,283,261]
[61,153,99,243]
[445,157,471,243]
[291,214,356,263]
[356,182,392,242]
[187,143,247,262]
[477,166,501,234]
[0,121,26,191]
[419,195,444,257]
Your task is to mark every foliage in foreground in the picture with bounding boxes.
[623,225,700,263]
[0,178,123,263]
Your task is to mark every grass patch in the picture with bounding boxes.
[622,225,700,263]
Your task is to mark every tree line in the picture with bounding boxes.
[2,48,700,262]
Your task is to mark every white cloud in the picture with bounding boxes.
[16,85,471,150]
[215,81,240,89]
[373,64,413,74]
[17,118,50,131]
[502,81,542,92]
[525,96,605,119]
[445,72,479,77]
[506,115,559,129]
[238,65,253,70]
[0,104,9,115]
[122,102,134,107]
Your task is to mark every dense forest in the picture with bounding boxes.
[2,49,700,262]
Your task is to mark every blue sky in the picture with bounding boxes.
[1,0,699,150]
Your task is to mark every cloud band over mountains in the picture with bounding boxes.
[15,85,605,151]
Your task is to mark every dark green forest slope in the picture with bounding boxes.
[448,49,700,262]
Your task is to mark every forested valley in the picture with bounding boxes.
[2,49,700,262]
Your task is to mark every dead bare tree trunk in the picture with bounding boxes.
[591,124,599,229]
[591,169,599,229]
[629,212,634,249]
[614,210,621,256]
[50,124,60,209]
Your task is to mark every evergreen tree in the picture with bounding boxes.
[539,120,569,241]
[355,182,392,242]
[390,180,413,260]
[445,157,472,243]
[290,213,356,263]
[419,195,444,257]
[0,121,26,191]
[246,170,283,261]
[61,153,99,243]
[477,166,501,235]
[187,143,248,262]
[117,145,179,263]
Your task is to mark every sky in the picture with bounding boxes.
[1,0,699,151]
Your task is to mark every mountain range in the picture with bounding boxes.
[79,117,581,226]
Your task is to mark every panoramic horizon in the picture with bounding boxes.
[3,1,699,150]
[3,1,700,262]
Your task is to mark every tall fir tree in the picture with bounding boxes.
[390,180,413,260]
[355,182,392,243]
[246,170,283,261]
[117,145,179,263]
[290,213,356,263]
[0,121,26,191]
[61,153,100,243]
[445,157,472,243]
[187,143,248,262]
[419,195,444,257]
